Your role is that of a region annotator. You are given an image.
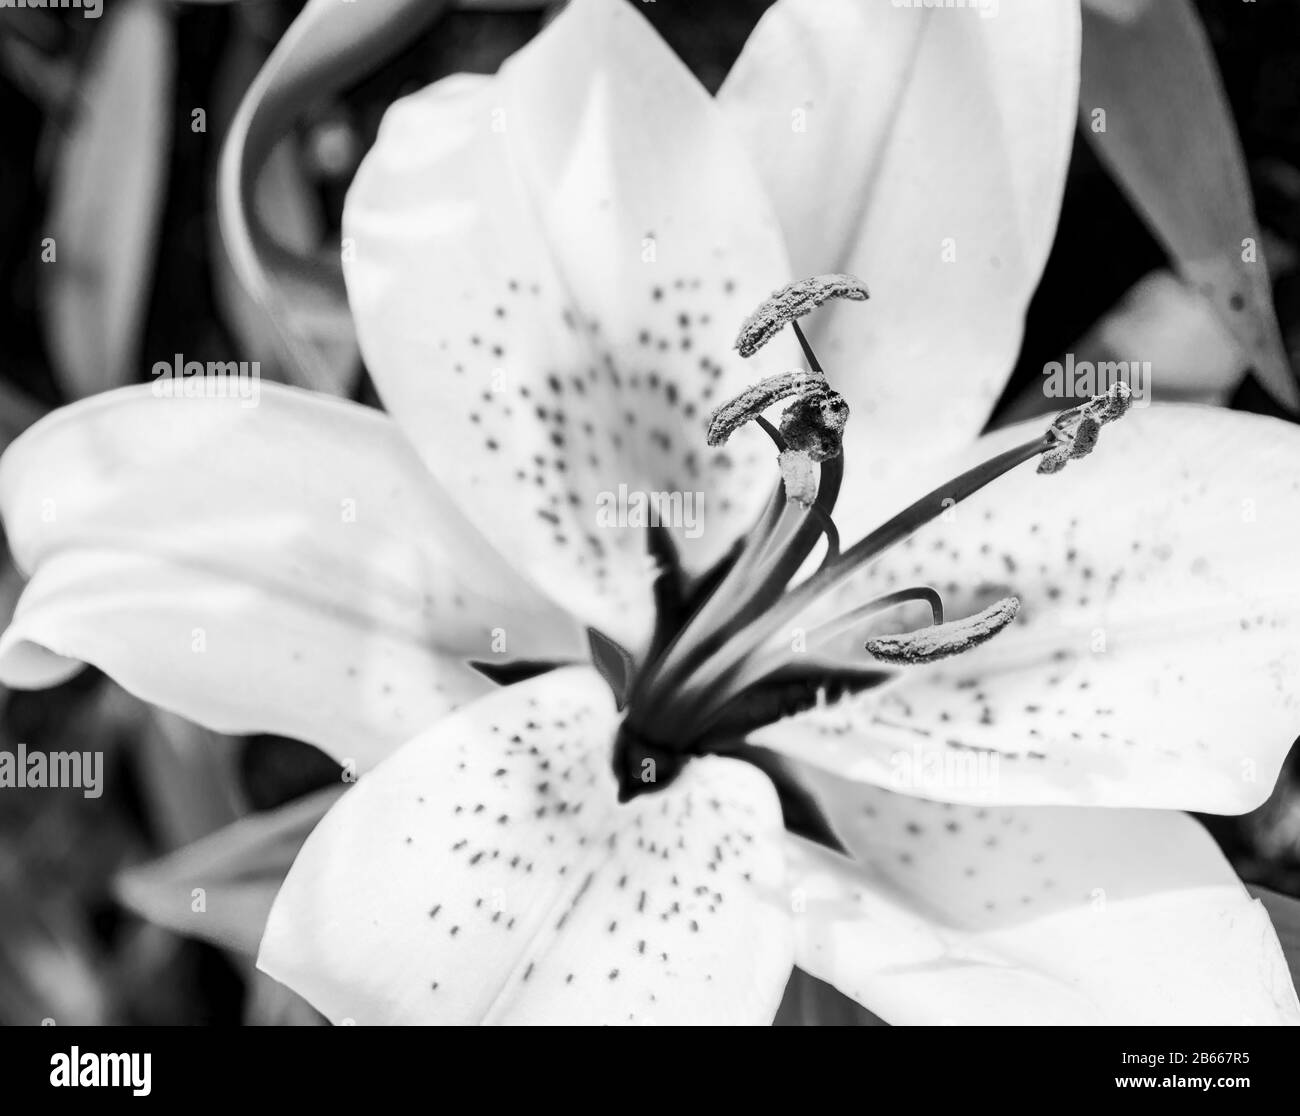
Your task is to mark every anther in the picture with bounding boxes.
[1038,383,1133,475]
[706,370,825,447]
[864,597,1020,665]
[778,388,849,460]
[734,274,870,359]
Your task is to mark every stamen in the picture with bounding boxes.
[864,597,1020,665]
[627,274,863,739]
[690,586,943,710]
[706,370,825,447]
[635,453,841,726]
[666,436,1040,710]
[632,278,862,731]
[778,389,849,461]
[672,385,1135,710]
[747,448,844,582]
[734,274,870,358]
[790,321,822,374]
[715,384,849,508]
[1037,382,1133,475]
[619,250,1138,785]
[816,586,944,641]
[753,415,787,451]
[803,503,840,563]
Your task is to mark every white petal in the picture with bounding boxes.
[721,0,1080,502]
[260,667,792,1024]
[344,0,799,651]
[789,772,1300,1025]
[755,405,1300,812]
[0,385,579,770]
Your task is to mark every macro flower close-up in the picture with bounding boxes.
[3,0,1300,1056]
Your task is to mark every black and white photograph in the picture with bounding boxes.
[1,0,1299,1076]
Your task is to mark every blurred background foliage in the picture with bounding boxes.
[0,0,1298,1024]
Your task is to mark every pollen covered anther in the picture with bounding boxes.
[779,389,849,460]
[1038,382,1133,475]
[864,597,1020,665]
[773,388,851,507]
[734,274,870,358]
[706,369,826,447]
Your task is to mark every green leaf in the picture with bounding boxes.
[1080,0,1298,410]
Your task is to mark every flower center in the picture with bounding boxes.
[599,274,1133,804]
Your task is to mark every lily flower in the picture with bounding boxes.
[2,0,1299,1025]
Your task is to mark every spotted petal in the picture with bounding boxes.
[259,667,792,1024]
[787,769,1300,1025]
[344,0,800,652]
[720,0,1080,507]
[0,384,579,771]
[755,405,1300,812]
